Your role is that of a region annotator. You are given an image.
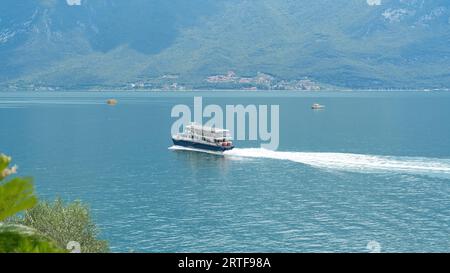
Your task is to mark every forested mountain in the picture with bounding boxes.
[1,0,449,89]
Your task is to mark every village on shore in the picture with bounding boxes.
[3,71,322,92]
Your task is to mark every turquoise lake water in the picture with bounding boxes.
[1,91,450,252]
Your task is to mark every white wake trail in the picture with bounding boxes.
[224,148,450,176]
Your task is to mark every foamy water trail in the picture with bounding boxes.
[169,145,224,155]
[224,148,450,176]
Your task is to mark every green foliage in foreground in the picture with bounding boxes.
[1,153,107,253]
[0,153,64,253]
[0,154,38,222]
[0,178,38,222]
[14,198,109,253]
[0,224,64,253]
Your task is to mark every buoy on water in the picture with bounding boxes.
[106,99,118,106]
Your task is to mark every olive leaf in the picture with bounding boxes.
[0,177,38,221]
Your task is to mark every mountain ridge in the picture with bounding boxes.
[1,0,450,90]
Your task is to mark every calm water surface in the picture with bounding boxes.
[1,91,450,252]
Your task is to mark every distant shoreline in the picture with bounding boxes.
[1,88,450,92]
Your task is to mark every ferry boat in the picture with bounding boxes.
[172,123,234,153]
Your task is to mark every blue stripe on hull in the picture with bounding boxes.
[172,139,234,152]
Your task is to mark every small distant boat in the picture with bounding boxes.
[172,123,234,154]
[311,103,325,110]
[106,99,118,106]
